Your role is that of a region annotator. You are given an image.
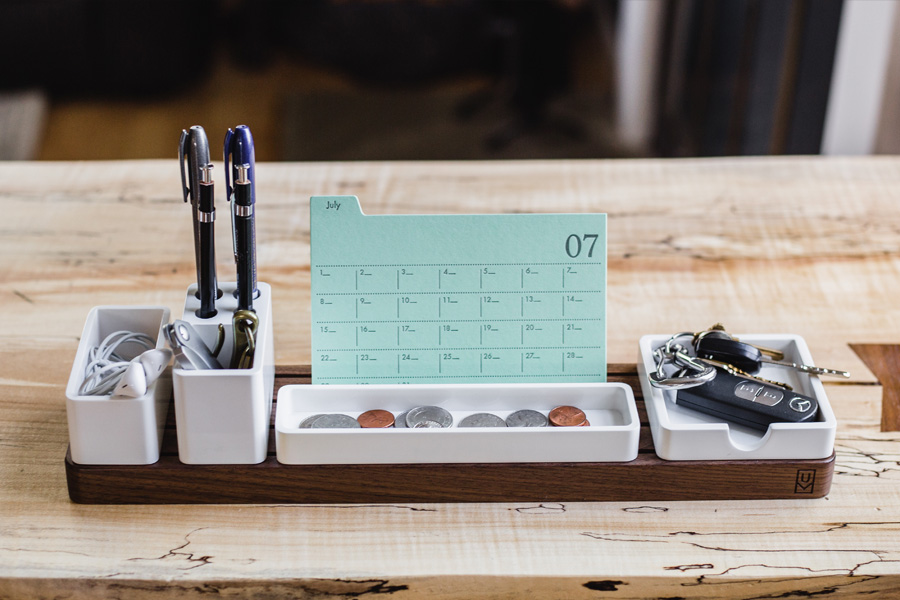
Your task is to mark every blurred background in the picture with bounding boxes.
[2,0,898,162]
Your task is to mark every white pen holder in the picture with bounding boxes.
[172,281,275,464]
[66,306,172,465]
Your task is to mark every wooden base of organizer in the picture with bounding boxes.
[65,365,834,504]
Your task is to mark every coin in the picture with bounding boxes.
[299,414,325,428]
[310,413,361,429]
[505,409,549,427]
[394,410,409,428]
[580,419,591,427]
[548,405,586,427]
[459,413,507,428]
[357,409,395,428]
[406,405,453,429]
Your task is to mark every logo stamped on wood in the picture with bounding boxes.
[795,469,816,494]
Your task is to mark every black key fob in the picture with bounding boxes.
[695,336,762,373]
[676,369,819,431]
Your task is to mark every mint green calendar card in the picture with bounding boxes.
[310,196,606,384]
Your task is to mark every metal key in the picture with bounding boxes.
[693,324,785,361]
[696,337,850,378]
[696,357,793,391]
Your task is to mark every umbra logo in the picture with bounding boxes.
[795,469,816,494]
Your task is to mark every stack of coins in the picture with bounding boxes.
[298,405,590,429]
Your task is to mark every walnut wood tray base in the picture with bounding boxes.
[65,365,834,504]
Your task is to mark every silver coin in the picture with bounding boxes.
[459,413,507,428]
[299,414,326,428]
[406,405,453,429]
[310,413,361,429]
[394,410,409,428]
[505,409,549,427]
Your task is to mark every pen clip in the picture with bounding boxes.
[178,129,191,203]
[224,128,234,201]
[231,186,238,261]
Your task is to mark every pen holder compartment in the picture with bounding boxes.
[65,306,172,465]
[172,281,275,464]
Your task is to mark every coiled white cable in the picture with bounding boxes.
[78,330,155,396]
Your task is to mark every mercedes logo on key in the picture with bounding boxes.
[789,397,813,413]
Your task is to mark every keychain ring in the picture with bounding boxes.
[649,368,716,389]
[649,336,717,390]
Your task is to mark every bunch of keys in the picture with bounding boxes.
[163,313,258,371]
[650,325,849,431]
[692,324,849,380]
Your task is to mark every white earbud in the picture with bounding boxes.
[112,348,173,398]
[139,348,172,382]
[112,361,147,398]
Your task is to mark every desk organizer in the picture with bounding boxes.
[638,334,837,461]
[275,383,639,464]
[64,365,835,504]
[65,306,171,465]
[172,281,275,464]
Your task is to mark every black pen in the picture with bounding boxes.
[224,125,257,310]
[196,163,218,318]
[179,126,220,317]
[232,163,255,311]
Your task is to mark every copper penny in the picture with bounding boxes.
[357,409,395,428]
[548,405,586,427]
[579,419,591,427]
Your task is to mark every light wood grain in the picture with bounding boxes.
[2,157,900,598]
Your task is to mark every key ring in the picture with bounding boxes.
[231,309,259,369]
[649,332,717,389]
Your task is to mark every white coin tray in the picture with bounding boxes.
[275,382,639,465]
[637,334,837,461]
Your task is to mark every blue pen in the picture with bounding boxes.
[224,125,257,311]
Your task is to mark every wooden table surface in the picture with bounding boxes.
[2,157,899,598]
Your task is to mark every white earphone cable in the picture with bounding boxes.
[78,330,155,396]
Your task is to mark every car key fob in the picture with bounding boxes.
[695,336,763,373]
[676,368,818,431]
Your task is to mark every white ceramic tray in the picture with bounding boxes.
[275,382,639,465]
[638,334,837,461]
